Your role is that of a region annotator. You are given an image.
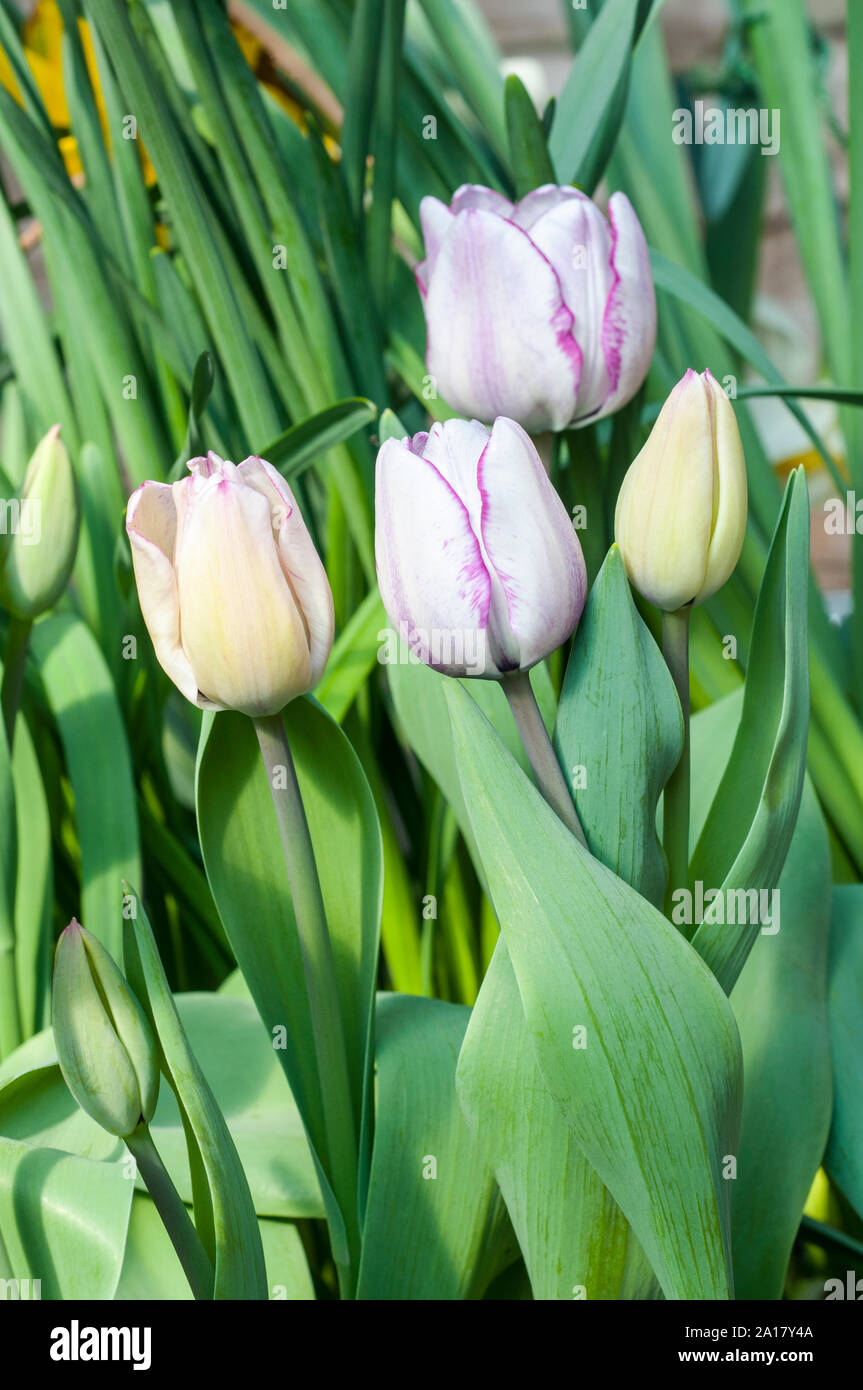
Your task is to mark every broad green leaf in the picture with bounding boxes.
[690,470,810,991]
[824,885,863,1222]
[30,614,140,958]
[691,692,832,1299]
[357,993,507,1299]
[0,995,322,1220]
[123,900,267,1300]
[0,1136,131,1299]
[555,545,682,909]
[459,949,658,1300]
[448,683,742,1299]
[116,1194,314,1301]
[315,589,386,725]
[461,547,680,1298]
[196,698,382,1264]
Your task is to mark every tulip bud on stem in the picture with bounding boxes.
[253,713,360,1296]
[503,671,588,848]
[661,608,691,917]
[125,1121,215,1300]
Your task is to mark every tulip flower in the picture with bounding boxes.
[415,184,655,432]
[53,920,159,1138]
[375,416,587,679]
[126,453,334,717]
[614,368,748,613]
[0,424,80,620]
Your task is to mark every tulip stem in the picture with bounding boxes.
[503,670,588,847]
[125,1122,214,1300]
[253,713,360,1297]
[662,608,691,916]
[1,616,32,748]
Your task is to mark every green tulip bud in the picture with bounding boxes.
[0,425,81,619]
[52,920,159,1138]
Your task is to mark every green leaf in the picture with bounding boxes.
[262,398,377,480]
[116,1195,315,1301]
[12,712,52,1038]
[505,74,555,198]
[0,994,323,1221]
[30,615,140,958]
[825,885,863,1222]
[415,0,507,162]
[458,948,658,1299]
[0,1138,132,1299]
[555,545,682,910]
[315,589,386,725]
[341,0,385,218]
[649,249,845,495]
[196,698,381,1244]
[691,692,832,1299]
[548,0,640,192]
[123,898,268,1300]
[689,470,810,992]
[448,683,742,1299]
[357,993,507,1299]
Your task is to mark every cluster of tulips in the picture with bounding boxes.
[13,183,754,1298]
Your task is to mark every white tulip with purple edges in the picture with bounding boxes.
[415,183,656,433]
[374,416,587,679]
[126,452,334,717]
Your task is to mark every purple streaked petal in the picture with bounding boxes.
[375,437,496,676]
[478,417,586,669]
[420,417,490,529]
[527,195,615,421]
[424,209,581,432]
[595,192,656,421]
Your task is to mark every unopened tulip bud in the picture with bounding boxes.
[375,416,587,677]
[126,453,334,717]
[0,425,80,619]
[416,184,655,431]
[614,369,747,612]
[53,920,159,1138]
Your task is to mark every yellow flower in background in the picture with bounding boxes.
[0,1,314,194]
[0,0,156,184]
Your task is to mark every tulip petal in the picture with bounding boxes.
[511,183,586,231]
[175,474,312,715]
[450,184,515,218]
[598,192,657,419]
[478,418,587,669]
[698,373,747,602]
[375,438,496,676]
[614,371,715,611]
[419,417,490,531]
[416,196,454,293]
[126,482,200,706]
[237,456,335,686]
[527,195,615,421]
[424,209,581,432]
